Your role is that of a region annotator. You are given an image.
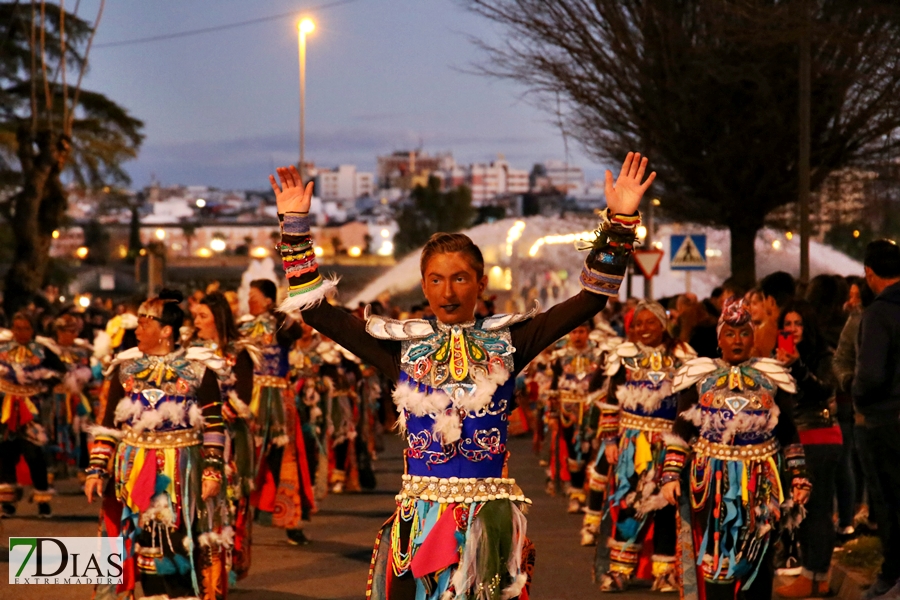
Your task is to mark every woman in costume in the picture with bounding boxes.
[660,299,810,600]
[593,300,695,592]
[544,321,605,513]
[43,313,97,480]
[268,151,654,600]
[85,290,231,600]
[0,311,64,517]
[193,291,258,584]
[239,279,315,545]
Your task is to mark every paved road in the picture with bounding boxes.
[1,435,658,599]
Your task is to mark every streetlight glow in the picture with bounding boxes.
[299,18,315,34]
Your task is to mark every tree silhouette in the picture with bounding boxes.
[0,2,144,313]
[394,176,475,256]
[465,0,900,285]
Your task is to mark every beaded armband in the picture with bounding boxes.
[598,406,621,443]
[783,443,808,485]
[277,212,338,312]
[579,208,641,297]
[87,434,118,476]
[659,435,689,485]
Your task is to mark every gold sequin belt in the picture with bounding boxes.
[557,390,589,404]
[0,379,41,396]
[620,412,674,434]
[122,427,202,449]
[396,474,531,505]
[256,375,288,389]
[695,437,779,461]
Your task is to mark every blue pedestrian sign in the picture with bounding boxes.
[670,234,707,271]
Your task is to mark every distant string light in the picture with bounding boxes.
[505,221,526,257]
[528,231,595,257]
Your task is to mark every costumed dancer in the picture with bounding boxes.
[239,279,315,545]
[317,337,364,493]
[268,151,653,600]
[593,301,695,592]
[85,291,231,600]
[545,321,604,513]
[288,323,328,498]
[659,299,810,600]
[580,330,624,547]
[0,311,64,517]
[41,314,97,480]
[193,292,259,584]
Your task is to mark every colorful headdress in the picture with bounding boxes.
[633,300,668,330]
[717,296,752,337]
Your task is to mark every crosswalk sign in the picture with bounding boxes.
[670,234,707,271]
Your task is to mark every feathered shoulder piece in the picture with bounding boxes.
[185,345,228,376]
[365,301,541,341]
[105,346,143,375]
[672,357,720,392]
[749,357,797,394]
[604,341,638,376]
[232,339,263,368]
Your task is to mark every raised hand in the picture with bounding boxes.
[269,165,314,215]
[604,152,656,216]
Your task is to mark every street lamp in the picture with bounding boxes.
[298,17,315,182]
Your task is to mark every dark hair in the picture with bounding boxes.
[200,292,240,346]
[864,239,900,278]
[141,289,185,343]
[420,232,484,278]
[720,276,747,299]
[760,271,796,308]
[777,299,827,368]
[710,286,724,300]
[250,279,278,303]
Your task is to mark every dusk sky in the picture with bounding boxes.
[81,0,602,191]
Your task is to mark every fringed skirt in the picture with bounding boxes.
[682,439,786,590]
[114,434,231,598]
[367,477,533,600]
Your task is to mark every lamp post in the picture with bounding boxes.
[298,18,315,182]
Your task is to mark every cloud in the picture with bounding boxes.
[124,123,593,189]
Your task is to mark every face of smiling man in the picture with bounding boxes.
[421,252,487,325]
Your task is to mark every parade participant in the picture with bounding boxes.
[660,299,810,600]
[317,337,364,493]
[268,151,653,600]
[239,279,315,545]
[593,301,695,592]
[0,311,65,517]
[288,323,327,497]
[193,291,258,584]
[85,290,230,600]
[581,332,624,548]
[42,314,96,479]
[545,322,604,513]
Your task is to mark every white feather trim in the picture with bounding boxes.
[277,276,340,314]
[432,410,463,445]
[272,434,290,447]
[616,381,673,414]
[85,425,124,440]
[392,384,451,417]
[661,432,689,449]
[139,494,175,528]
[455,367,509,413]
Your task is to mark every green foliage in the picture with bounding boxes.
[394,177,475,256]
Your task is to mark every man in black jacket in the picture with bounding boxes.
[854,239,900,600]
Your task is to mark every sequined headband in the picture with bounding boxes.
[717,297,752,337]
[633,300,668,330]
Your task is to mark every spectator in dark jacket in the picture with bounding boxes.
[853,239,900,600]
